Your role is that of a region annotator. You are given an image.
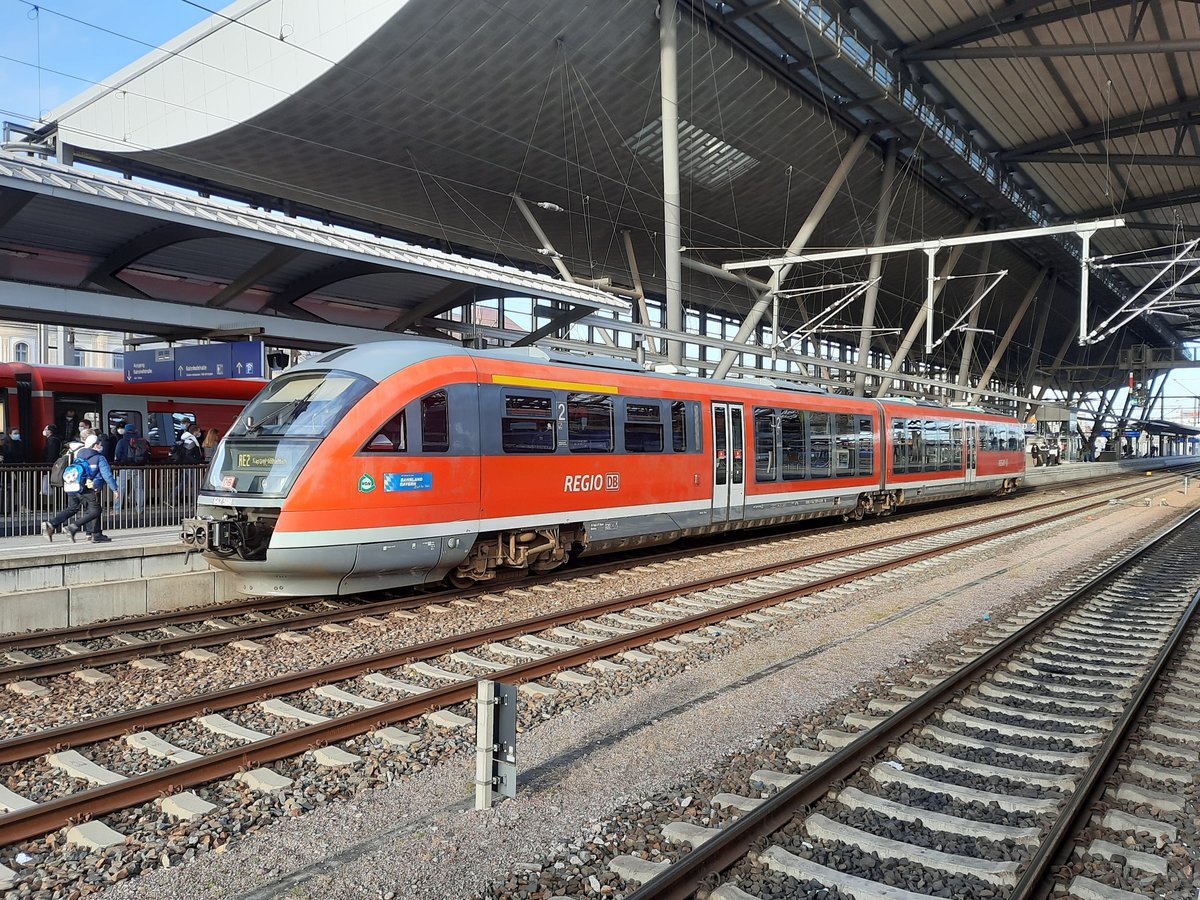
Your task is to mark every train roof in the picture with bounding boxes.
[298,340,1015,420]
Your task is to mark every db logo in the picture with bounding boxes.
[605,473,620,491]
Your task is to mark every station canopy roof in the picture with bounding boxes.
[7,0,1199,378]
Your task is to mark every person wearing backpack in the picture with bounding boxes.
[113,423,149,515]
[42,434,119,542]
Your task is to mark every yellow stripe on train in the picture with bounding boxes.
[491,374,619,394]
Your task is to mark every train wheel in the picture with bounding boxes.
[447,572,476,589]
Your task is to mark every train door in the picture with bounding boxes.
[53,394,102,440]
[711,402,746,524]
[965,422,978,486]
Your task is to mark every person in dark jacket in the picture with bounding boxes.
[42,424,62,463]
[42,434,120,542]
[6,428,24,464]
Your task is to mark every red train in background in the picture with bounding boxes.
[182,340,1026,597]
[0,363,265,461]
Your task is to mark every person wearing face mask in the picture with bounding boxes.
[42,424,62,463]
[6,428,23,464]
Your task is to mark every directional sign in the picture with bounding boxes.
[124,348,176,383]
[230,341,266,379]
[124,342,266,383]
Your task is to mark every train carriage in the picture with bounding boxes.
[183,341,1024,596]
[0,363,265,460]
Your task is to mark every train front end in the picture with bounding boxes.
[181,360,373,595]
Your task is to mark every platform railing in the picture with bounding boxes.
[0,464,209,537]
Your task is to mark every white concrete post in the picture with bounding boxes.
[474,679,496,811]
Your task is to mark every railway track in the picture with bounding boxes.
[1,471,1185,687]
[0,470,1187,856]
[591,508,1200,900]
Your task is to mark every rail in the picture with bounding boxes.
[0,463,207,536]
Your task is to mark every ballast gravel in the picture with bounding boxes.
[3,478,1194,899]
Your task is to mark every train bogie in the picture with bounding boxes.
[184,341,1025,596]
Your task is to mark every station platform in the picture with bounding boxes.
[0,525,232,633]
[1021,455,1192,488]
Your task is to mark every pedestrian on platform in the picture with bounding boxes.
[202,427,221,454]
[42,434,119,542]
[113,424,149,515]
[1030,443,1042,467]
[169,424,205,506]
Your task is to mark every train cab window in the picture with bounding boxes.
[625,401,664,453]
[365,411,406,453]
[809,411,831,478]
[568,393,613,453]
[671,401,689,452]
[502,394,556,453]
[753,407,776,482]
[780,409,806,481]
[420,390,449,453]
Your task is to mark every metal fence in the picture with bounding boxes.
[0,464,209,537]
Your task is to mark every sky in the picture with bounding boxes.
[1,0,1198,424]
[0,0,207,124]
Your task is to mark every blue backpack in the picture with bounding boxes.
[60,457,88,493]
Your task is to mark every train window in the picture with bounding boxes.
[145,411,197,447]
[780,409,805,480]
[1009,426,1023,452]
[952,423,963,468]
[834,414,855,476]
[106,410,143,439]
[502,394,556,453]
[568,393,613,453]
[753,407,776,482]
[857,416,874,476]
[809,411,830,478]
[891,418,906,473]
[229,370,373,439]
[671,401,688,452]
[713,405,727,485]
[364,411,407,453]
[908,420,926,472]
[421,390,449,453]
[625,401,664,453]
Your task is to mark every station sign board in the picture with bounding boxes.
[124,341,266,383]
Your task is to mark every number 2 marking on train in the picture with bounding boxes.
[557,402,567,423]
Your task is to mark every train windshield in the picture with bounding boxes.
[227,369,374,439]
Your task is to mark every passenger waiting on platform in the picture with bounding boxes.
[6,428,24,464]
[42,424,62,463]
[1045,441,1059,466]
[202,427,221,455]
[113,424,149,514]
[42,434,119,543]
[169,424,205,507]
[1030,443,1042,467]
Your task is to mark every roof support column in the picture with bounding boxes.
[1017,280,1054,421]
[713,129,872,379]
[1029,324,1080,414]
[659,2,684,366]
[968,268,1047,406]
[874,215,981,397]
[853,140,898,397]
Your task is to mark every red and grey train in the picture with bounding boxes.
[0,363,264,460]
[183,341,1025,597]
